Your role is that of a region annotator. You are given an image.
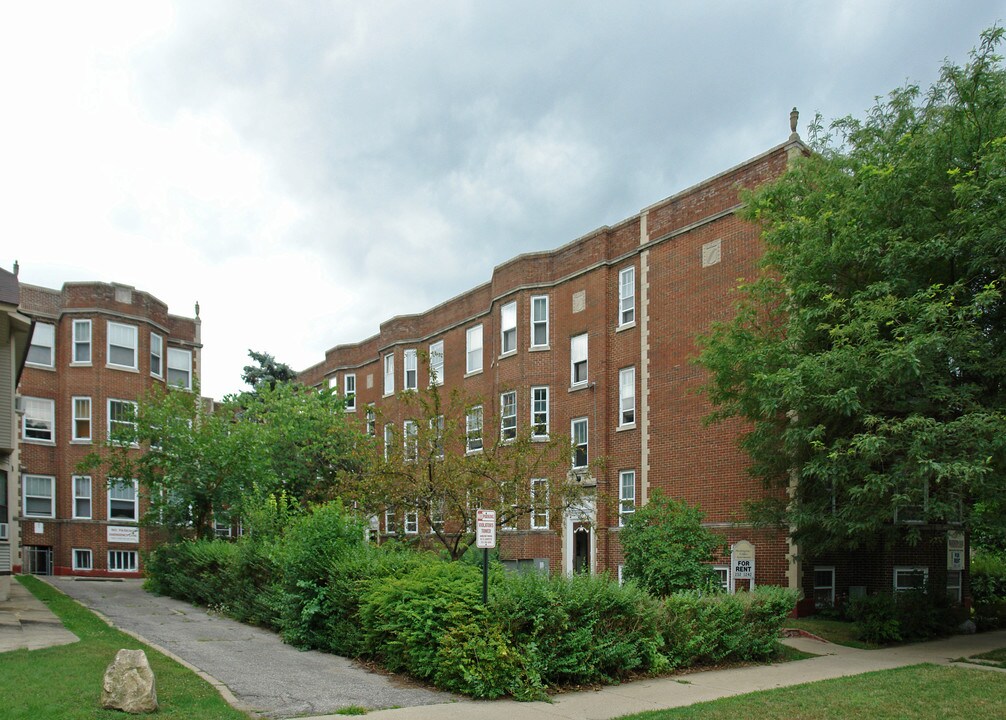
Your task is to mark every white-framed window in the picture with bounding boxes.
[150,333,163,378]
[73,548,93,571]
[466,405,483,453]
[530,295,549,348]
[531,386,549,438]
[619,470,636,526]
[500,391,517,441]
[107,321,138,370]
[108,550,138,572]
[167,348,192,390]
[22,397,55,443]
[23,474,55,518]
[570,333,588,386]
[814,566,836,608]
[619,266,635,327]
[404,420,418,462]
[366,406,376,436]
[500,301,517,355]
[572,417,588,469]
[72,319,92,364]
[466,324,483,374]
[108,479,139,522]
[384,424,394,460]
[405,509,419,535]
[214,519,232,538]
[429,340,444,386]
[73,475,92,519]
[530,478,549,529]
[619,367,636,427]
[383,353,395,395]
[27,322,54,367]
[893,566,929,592]
[895,482,928,524]
[713,565,730,591]
[72,396,91,442]
[431,415,444,459]
[344,373,356,411]
[948,570,963,603]
[384,509,397,534]
[404,349,418,391]
[108,399,138,446]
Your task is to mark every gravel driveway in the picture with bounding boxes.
[47,577,455,718]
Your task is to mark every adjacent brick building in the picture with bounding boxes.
[14,281,201,577]
[300,130,806,591]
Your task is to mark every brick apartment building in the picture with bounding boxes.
[14,280,201,577]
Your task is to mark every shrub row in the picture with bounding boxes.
[144,502,796,699]
[972,552,1006,630]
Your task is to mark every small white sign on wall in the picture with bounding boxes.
[107,526,140,544]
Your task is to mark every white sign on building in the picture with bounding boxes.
[476,509,497,549]
[947,531,965,571]
[107,526,140,544]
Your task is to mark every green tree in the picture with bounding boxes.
[698,28,1006,555]
[242,349,297,390]
[619,492,724,596]
[350,375,592,560]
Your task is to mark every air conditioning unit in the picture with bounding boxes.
[0,523,8,541]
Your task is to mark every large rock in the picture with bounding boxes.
[101,649,158,714]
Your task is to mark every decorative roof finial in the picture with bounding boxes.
[13,260,18,277]
[195,301,200,318]
[790,107,799,136]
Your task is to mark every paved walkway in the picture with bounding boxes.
[44,577,455,718]
[13,576,1006,720]
[0,579,78,652]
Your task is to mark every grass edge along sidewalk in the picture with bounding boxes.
[612,663,1006,720]
[1,575,250,720]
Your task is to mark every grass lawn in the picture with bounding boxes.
[784,617,874,649]
[960,646,1006,669]
[615,664,1006,720]
[1,576,249,720]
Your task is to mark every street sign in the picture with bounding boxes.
[476,509,497,549]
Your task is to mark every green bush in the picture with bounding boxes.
[435,615,544,700]
[847,593,902,645]
[662,587,796,667]
[972,553,1006,605]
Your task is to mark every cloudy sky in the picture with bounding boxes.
[1,2,1002,399]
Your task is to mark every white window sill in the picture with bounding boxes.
[531,434,550,442]
[22,438,55,446]
[106,364,139,373]
[151,373,164,381]
[616,321,636,333]
[529,345,550,352]
[499,350,517,360]
[466,447,483,455]
[25,362,56,371]
[465,368,484,378]
[617,423,636,432]
[69,362,92,368]
[568,383,589,393]
[70,439,92,445]
[345,407,357,413]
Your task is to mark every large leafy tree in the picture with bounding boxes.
[699,28,1006,555]
[349,378,592,560]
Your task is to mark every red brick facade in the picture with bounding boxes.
[300,138,803,589]
[15,282,200,577]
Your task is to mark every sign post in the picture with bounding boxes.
[476,509,497,605]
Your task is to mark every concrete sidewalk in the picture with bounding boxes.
[299,630,1006,720]
[0,578,78,652]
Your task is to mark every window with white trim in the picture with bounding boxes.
[108,399,138,446]
[530,295,548,348]
[405,509,419,535]
[619,470,635,525]
[431,415,444,459]
[72,320,91,364]
[531,386,549,438]
[530,478,549,529]
[570,333,588,386]
[404,420,418,462]
[713,565,730,591]
[619,266,635,327]
[384,424,394,460]
[501,301,517,354]
[500,391,516,441]
[619,367,636,426]
[893,566,929,592]
[429,340,444,386]
[108,479,139,522]
[72,396,91,442]
[466,406,483,452]
[404,349,418,390]
[73,548,93,571]
[27,322,54,367]
[384,509,397,534]
[383,353,395,395]
[167,348,192,390]
[214,519,232,538]
[23,474,55,518]
[466,324,483,374]
[572,418,588,469]
[150,334,163,378]
[107,321,138,369]
[344,373,356,411]
[365,406,376,436]
[947,570,962,603]
[22,397,54,443]
[108,550,138,572]
[73,476,92,519]
[814,566,836,608]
